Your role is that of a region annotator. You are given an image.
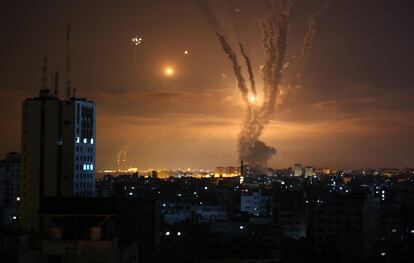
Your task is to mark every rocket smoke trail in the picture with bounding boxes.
[201,0,320,168]
[239,42,256,96]
[290,16,316,84]
[265,11,291,118]
[216,32,250,105]
[291,0,330,84]
[197,0,224,34]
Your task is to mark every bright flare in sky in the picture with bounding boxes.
[248,94,256,104]
[131,36,142,46]
[165,66,174,77]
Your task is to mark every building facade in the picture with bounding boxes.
[0,152,21,225]
[21,87,96,231]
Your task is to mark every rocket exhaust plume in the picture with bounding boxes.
[239,42,256,97]
[202,0,321,168]
[197,0,224,34]
[216,32,250,105]
[291,0,330,84]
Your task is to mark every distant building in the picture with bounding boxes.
[241,191,273,217]
[20,58,96,231]
[0,152,20,225]
[305,166,313,177]
[214,166,238,177]
[322,167,331,175]
[214,166,225,177]
[293,164,303,177]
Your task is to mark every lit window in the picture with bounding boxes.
[177,232,181,236]
[12,216,17,220]
[83,138,87,143]
[83,164,87,170]
[90,164,94,170]
[91,138,94,144]
[165,231,170,236]
[239,226,244,229]
[16,197,20,201]
[76,137,80,143]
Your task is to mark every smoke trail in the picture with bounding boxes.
[216,32,249,105]
[197,0,224,33]
[264,14,290,117]
[290,17,316,83]
[239,41,256,96]
[290,0,330,84]
[237,0,292,167]
[211,0,322,168]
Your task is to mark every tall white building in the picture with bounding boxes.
[21,55,96,231]
[0,152,21,225]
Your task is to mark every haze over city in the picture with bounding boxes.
[1,0,414,170]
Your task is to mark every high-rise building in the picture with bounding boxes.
[21,54,96,230]
[0,152,21,225]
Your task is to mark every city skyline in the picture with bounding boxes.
[2,0,414,170]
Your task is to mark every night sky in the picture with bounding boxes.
[1,0,414,170]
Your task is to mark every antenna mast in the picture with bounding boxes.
[41,57,48,90]
[65,21,72,100]
[54,71,59,97]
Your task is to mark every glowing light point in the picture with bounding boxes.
[132,36,142,46]
[164,66,174,77]
[184,50,189,55]
[248,95,256,104]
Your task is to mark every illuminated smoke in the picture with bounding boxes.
[197,0,224,33]
[239,42,256,96]
[291,0,330,84]
[244,140,277,167]
[210,0,320,168]
[216,32,249,105]
[216,0,293,167]
[265,10,291,118]
[117,143,134,172]
[290,17,316,83]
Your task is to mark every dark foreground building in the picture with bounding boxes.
[17,197,159,263]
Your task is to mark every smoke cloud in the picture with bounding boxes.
[203,0,322,168]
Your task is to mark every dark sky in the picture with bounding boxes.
[1,0,414,170]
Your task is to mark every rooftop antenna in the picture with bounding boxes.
[50,72,53,91]
[41,57,48,90]
[65,21,72,100]
[54,71,59,97]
